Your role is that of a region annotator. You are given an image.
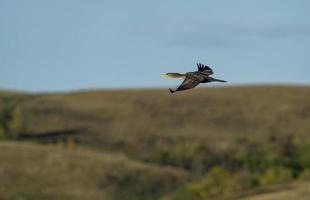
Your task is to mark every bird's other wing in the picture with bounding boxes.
[176,74,201,91]
[161,73,186,79]
[197,63,214,75]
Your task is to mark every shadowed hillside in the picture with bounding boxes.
[0,85,309,200]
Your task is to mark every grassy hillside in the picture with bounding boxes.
[4,85,310,145]
[0,85,309,200]
[239,181,310,200]
[0,142,186,200]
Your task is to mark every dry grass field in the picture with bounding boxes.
[0,85,309,200]
[239,181,310,200]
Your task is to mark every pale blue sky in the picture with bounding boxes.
[1,0,310,91]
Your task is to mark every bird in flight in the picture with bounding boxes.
[161,63,227,93]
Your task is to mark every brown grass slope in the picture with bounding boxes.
[1,85,310,200]
[10,85,310,150]
[238,181,310,200]
[0,142,186,200]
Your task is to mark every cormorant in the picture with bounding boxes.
[162,63,226,93]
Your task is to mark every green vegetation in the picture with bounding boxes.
[0,96,27,139]
[161,135,310,200]
[0,85,309,200]
[186,167,235,199]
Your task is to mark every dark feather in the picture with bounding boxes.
[197,63,213,75]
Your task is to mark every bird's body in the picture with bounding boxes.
[162,63,226,93]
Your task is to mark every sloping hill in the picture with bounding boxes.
[0,85,309,200]
[0,142,186,200]
[238,181,310,200]
[2,85,308,154]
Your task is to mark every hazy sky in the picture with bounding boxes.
[1,0,310,91]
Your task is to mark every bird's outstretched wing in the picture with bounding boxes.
[197,63,213,75]
[176,74,200,91]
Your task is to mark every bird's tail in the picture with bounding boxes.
[161,73,186,79]
[211,78,227,82]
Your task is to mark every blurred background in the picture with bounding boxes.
[0,1,310,200]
